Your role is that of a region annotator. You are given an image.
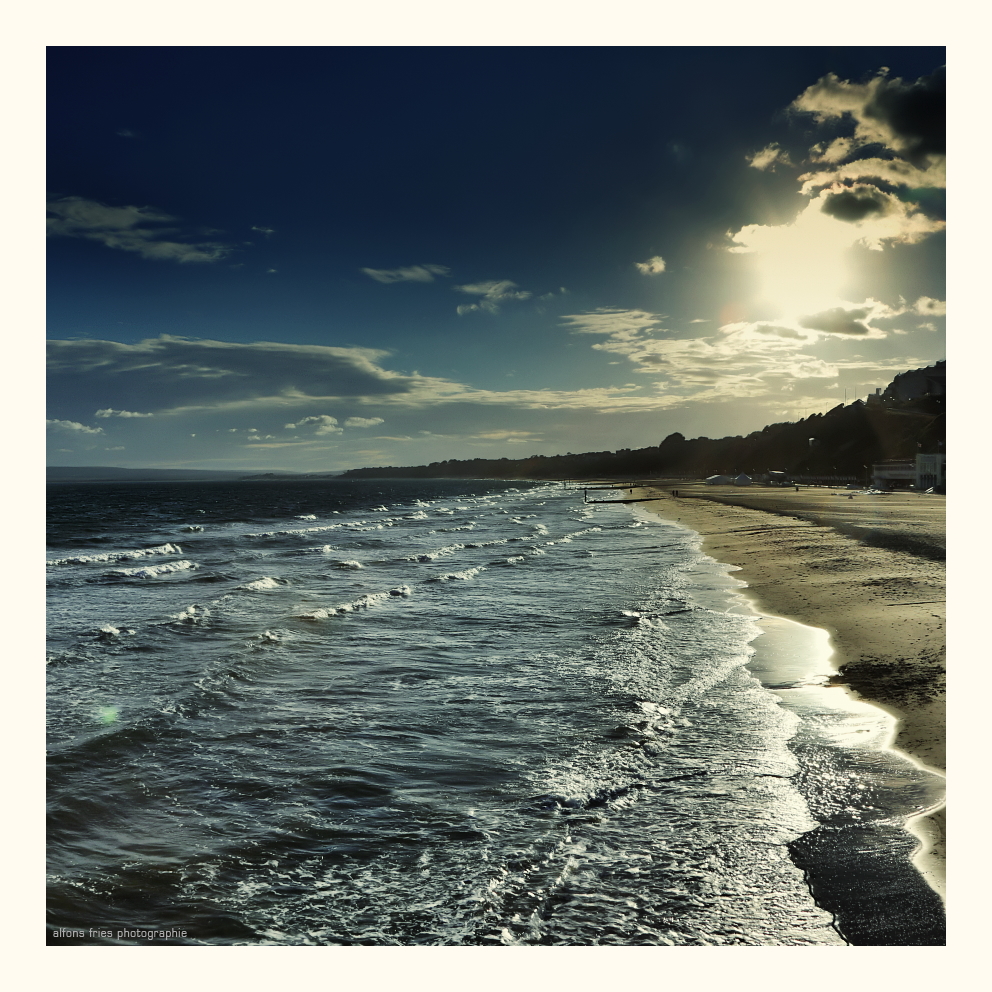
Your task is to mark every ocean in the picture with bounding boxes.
[46,478,945,945]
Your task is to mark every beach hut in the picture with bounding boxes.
[705,474,733,485]
[733,473,752,486]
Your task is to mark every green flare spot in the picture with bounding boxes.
[96,706,119,725]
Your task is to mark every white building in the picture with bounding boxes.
[871,454,945,490]
[915,453,945,491]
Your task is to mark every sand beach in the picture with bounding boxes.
[632,483,946,896]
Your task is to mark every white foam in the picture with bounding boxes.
[407,543,466,562]
[334,560,363,569]
[246,524,344,537]
[295,514,317,521]
[237,576,287,591]
[108,559,197,578]
[296,585,410,619]
[428,567,485,582]
[97,624,133,636]
[173,604,210,623]
[48,542,183,566]
[505,556,526,564]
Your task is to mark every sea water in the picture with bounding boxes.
[46,479,944,945]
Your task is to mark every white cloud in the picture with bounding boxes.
[808,137,854,164]
[798,157,945,195]
[251,226,275,236]
[95,408,153,418]
[454,280,531,315]
[747,143,793,171]
[47,419,104,434]
[913,296,946,316]
[361,264,450,283]
[47,197,234,263]
[634,255,666,275]
[297,415,343,435]
[344,417,385,428]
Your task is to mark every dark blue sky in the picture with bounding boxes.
[48,47,945,470]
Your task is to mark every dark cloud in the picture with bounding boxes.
[753,325,805,339]
[864,67,945,166]
[792,67,945,170]
[47,336,415,415]
[821,186,891,223]
[798,307,871,336]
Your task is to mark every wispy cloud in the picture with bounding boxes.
[47,419,104,434]
[361,264,450,283]
[95,408,153,418]
[47,197,235,263]
[455,280,531,315]
[344,417,385,428]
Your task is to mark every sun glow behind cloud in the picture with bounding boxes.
[730,186,943,326]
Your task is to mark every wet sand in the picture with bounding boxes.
[631,483,945,897]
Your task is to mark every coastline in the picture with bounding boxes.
[632,483,946,900]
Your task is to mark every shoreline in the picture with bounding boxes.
[632,483,946,901]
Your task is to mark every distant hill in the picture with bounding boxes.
[48,466,285,482]
[341,362,945,482]
[46,466,345,483]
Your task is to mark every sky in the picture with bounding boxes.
[47,46,946,472]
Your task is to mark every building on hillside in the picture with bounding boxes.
[915,453,945,491]
[883,361,946,402]
[705,475,733,485]
[871,454,946,491]
[872,460,915,489]
[733,474,752,486]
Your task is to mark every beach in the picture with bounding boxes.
[635,483,946,896]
